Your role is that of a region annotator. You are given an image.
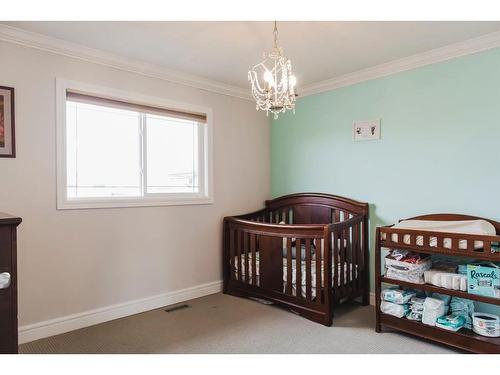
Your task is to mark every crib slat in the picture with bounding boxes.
[237,230,243,281]
[346,227,352,292]
[296,239,302,298]
[334,210,340,223]
[305,238,312,301]
[229,228,235,280]
[340,229,345,292]
[316,239,322,303]
[250,234,257,286]
[352,223,359,293]
[244,232,249,284]
[333,230,339,290]
[286,237,292,295]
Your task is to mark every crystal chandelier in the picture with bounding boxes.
[248,21,297,119]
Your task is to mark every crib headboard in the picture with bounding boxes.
[264,193,368,224]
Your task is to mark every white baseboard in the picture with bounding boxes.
[19,280,223,344]
[370,292,376,306]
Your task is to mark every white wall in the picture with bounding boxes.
[0,40,270,340]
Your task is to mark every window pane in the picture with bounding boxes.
[146,114,199,194]
[66,101,141,198]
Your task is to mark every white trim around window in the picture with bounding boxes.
[56,78,214,209]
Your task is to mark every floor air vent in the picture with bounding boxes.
[248,297,274,305]
[164,304,190,313]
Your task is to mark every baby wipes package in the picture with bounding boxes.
[436,314,466,332]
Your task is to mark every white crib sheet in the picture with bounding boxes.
[234,253,358,298]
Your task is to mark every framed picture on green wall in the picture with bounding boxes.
[353,119,380,141]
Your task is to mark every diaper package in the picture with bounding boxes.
[424,270,468,291]
[384,253,432,284]
[422,297,448,326]
[450,297,475,329]
[431,293,452,305]
[380,301,409,318]
[467,263,500,298]
[381,287,416,304]
[406,310,423,321]
[409,296,426,309]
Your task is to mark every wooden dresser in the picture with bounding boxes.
[0,213,22,354]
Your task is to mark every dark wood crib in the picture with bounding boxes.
[223,193,369,326]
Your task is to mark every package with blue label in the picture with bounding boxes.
[381,287,416,304]
[467,262,500,299]
[450,297,474,329]
[380,301,409,318]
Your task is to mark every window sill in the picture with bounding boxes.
[56,196,214,210]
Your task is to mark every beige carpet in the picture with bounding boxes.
[20,293,457,354]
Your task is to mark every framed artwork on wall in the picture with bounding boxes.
[0,86,15,158]
[353,119,380,141]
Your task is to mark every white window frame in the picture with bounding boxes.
[56,78,213,210]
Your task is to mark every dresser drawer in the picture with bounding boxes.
[0,287,14,353]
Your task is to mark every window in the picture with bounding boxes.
[56,80,212,209]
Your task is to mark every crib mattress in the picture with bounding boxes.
[382,219,496,250]
[234,253,358,298]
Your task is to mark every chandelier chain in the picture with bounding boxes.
[273,21,279,50]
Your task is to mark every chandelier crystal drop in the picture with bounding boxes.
[248,21,297,119]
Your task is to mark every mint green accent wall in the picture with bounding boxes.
[272,48,500,313]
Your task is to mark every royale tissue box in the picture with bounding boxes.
[467,263,500,299]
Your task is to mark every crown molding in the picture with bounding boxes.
[0,24,252,100]
[2,24,500,101]
[300,30,500,97]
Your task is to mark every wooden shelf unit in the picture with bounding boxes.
[375,213,500,354]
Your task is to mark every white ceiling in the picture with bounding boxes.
[4,21,500,91]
